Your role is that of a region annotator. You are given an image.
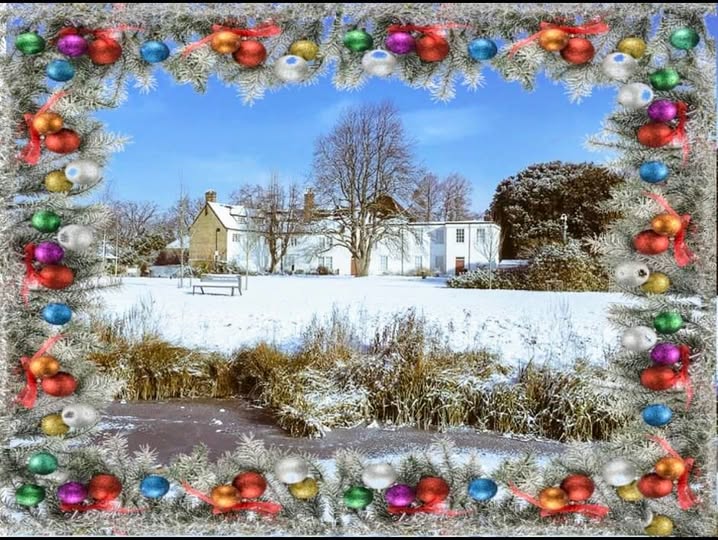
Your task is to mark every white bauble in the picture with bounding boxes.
[602,457,637,487]
[57,224,94,251]
[617,83,654,109]
[361,463,397,490]
[621,326,658,352]
[43,468,70,484]
[61,403,100,429]
[361,50,397,77]
[274,55,309,83]
[641,507,655,528]
[614,262,650,287]
[602,52,638,81]
[274,456,309,484]
[64,159,102,187]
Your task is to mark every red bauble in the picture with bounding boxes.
[88,37,122,65]
[633,230,670,255]
[637,473,674,498]
[559,37,595,64]
[640,365,678,391]
[232,471,267,499]
[416,34,449,62]
[559,474,595,502]
[41,371,77,397]
[37,264,74,289]
[416,476,450,504]
[637,122,674,148]
[88,474,123,501]
[44,129,81,154]
[232,40,267,67]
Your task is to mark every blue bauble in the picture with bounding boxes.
[467,478,498,501]
[42,303,72,325]
[140,41,170,63]
[468,38,498,61]
[140,475,170,498]
[642,404,673,427]
[46,59,75,82]
[639,161,669,184]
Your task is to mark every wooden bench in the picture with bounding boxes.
[192,274,242,296]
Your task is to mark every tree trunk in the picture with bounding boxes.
[268,253,278,273]
[354,255,370,277]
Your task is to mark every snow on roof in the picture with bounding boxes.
[208,202,243,230]
[166,236,190,249]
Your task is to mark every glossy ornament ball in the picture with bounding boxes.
[362,462,397,490]
[62,403,100,429]
[140,475,170,499]
[416,34,449,62]
[642,404,673,427]
[655,457,685,480]
[637,123,674,148]
[32,210,61,233]
[44,129,81,154]
[28,452,59,475]
[16,32,46,55]
[29,355,60,378]
[650,343,681,365]
[384,484,415,507]
[621,326,657,352]
[343,29,373,52]
[645,514,674,537]
[560,37,595,64]
[614,262,650,287]
[210,485,238,508]
[37,264,74,290]
[602,52,638,80]
[211,31,240,54]
[468,38,498,61]
[44,469,70,484]
[41,413,69,436]
[633,230,670,255]
[288,477,319,500]
[467,478,498,502]
[650,68,680,91]
[274,456,309,484]
[233,40,267,68]
[41,372,77,397]
[560,474,594,502]
[617,37,647,58]
[274,55,309,83]
[647,100,678,123]
[140,40,170,63]
[416,476,450,504]
[637,473,673,498]
[16,484,45,507]
[617,83,654,109]
[42,303,72,325]
[654,312,683,334]
[616,480,643,501]
[651,213,682,237]
[58,481,87,504]
[640,365,677,391]
[385,32,415,55]
[32,112,63,135]
[58,34,87,57]
[65,159,102,186]
[640,161,669,184]
[88,474,122,502]
[232,471,266,499]
[361,49,397,76]
[289,40,319,61]
[57,224,94,251]
[642,272,671,294]
[34,242,65,265]
[45,170,73,192]
[538,487,568,510]
[89,37,122,65]
[602,458,637,487]
[670,28,700,50]
[344,486,373,509]
[538,28,569,51]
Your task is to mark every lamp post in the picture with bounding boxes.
[215,227,220,271]
[560,214,568,244]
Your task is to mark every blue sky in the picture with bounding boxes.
[96,17,717,214]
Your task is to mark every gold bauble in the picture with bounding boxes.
[289,39,319,61]
[641,272,671,295]
[29,355,61,378]
[32,112,64,135]
[650,213,682,237]
[618,37,647,59]
[288,477,319,500]
[537,486,568,510]
[645,514,674,537]
[210,31,241,54]
[41,413,69,436]
[655,456,685,480]
[45,170,73,193]
[210,484,238,509]
[538,29,569,52]
[616,481,643,502]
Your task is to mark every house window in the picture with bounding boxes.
[320,236,332,249]
[319,256,333,270]
[415,256,422,269]
[476,228,487,243]
[232,233,241,242]
[291,237,298,247]
[380,256,389,272]
[456,229,465,243]
[432,229,445,244]
[434,256,444,271]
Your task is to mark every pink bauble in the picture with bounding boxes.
[57,482,87,504]
[34,242,65,265]
[385,484,415,507]
[650,343,681,365]
[385,32,415,55]
[647,100,678,122]
[57,34,88,57]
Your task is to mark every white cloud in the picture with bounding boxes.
[401,106,493,145]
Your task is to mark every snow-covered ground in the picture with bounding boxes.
[99,276,629,366]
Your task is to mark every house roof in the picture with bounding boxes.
[166,236,191,249]
[207,202,243,230]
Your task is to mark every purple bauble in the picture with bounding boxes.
[57,482,88,504]
[385,484,415,507]
[647,100,678,123]
[58,34,88,57]
[650,343,681,365]
[385,32,415,55]
[34,242,65,265]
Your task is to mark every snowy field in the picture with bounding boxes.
[99,276,630,366]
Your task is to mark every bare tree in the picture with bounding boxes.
[311,101,417,276]
[409,171,443,222]
[440,173,474,221]
[475,227,501,289]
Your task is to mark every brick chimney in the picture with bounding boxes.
[205,190,217,203]
[303,188,315,221]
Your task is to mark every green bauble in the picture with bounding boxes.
[27,452,59,475]
[343,29,373,52]
[653,311,683,334]
[649,68,680,91]
[15,484,45,507]
[31,211,62,233]
[343,486,373,510]
[16,32,46,55]
[670,28,700,50]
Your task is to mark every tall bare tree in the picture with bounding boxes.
[439,173,474,221]
[474,227,501,289]
[311,101,417,276]
[409,171,443,222]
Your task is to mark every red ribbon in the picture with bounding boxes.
[15,333,64,408]
[644,192,695,267]
[673,101,690,164]
[60,499,144,514]
[387,23,470,36]
[182,483,282,515]
[676,344,693,410]
[22,243,39,305]
[386,499,471,517]
[648,436,698,510]
[508,483,609,520]
[19,91,67,165]
[509,19,609,56]
[181,22,281,56]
